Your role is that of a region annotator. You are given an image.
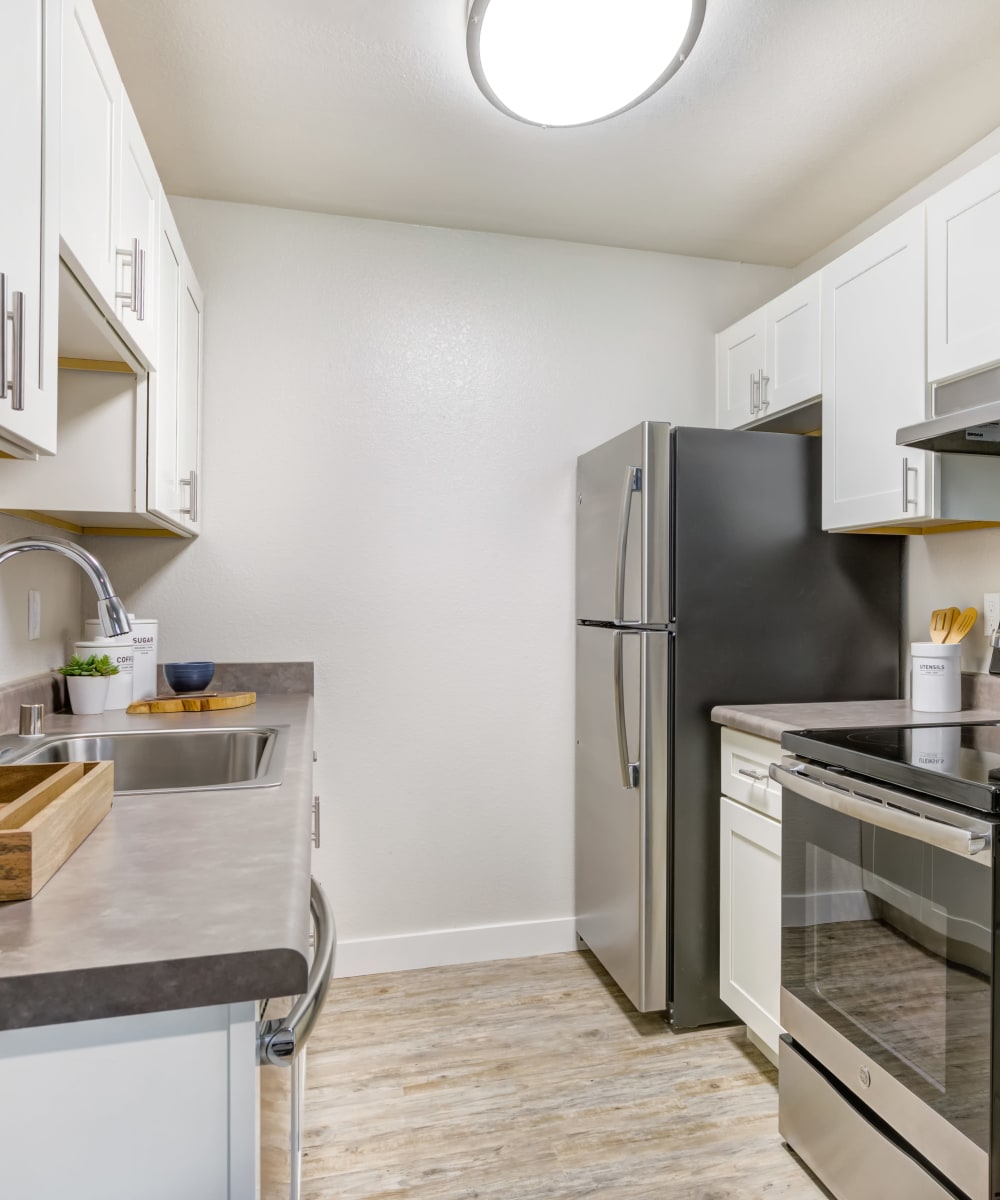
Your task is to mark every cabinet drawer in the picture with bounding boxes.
[720,727,782,818]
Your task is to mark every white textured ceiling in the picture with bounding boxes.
[93,0,1000,266]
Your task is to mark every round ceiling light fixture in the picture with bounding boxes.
[467,0,705,129]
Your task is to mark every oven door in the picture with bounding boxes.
[773,758,996,1200]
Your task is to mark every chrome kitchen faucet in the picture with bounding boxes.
[0,536,131,637]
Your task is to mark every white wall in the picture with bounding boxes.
[88,198,789,973]
[0,513,84,689]
[907,530,1000,674]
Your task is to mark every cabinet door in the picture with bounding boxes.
[148,201,182,526]
[60,0,120,307]
[115,97,159,367]
[177,261,204,534]
[0,0,58,456]
[762,273,820,417]
[716,309,765,429]
[822,208,929,531]
[927,154,1000,383]
[719,796,781,1057]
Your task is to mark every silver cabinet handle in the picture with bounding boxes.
[179,468,199,522]
[759,372,770,411]
[258,877,336,1066]
[0,273,6,402]
[770,762,990,858]
[1,280,25,410]
[737,767,769,782]
[137,244,145,321]
[613,465,641,624]
[7,289,24,411]
[312,796,321,848]
[901,456,919,512]
[613,630,639,789]
[749,370,759,414]
[116,237,145,319]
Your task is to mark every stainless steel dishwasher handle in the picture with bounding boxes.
[770,762,991,858]
[259,877,336,1066]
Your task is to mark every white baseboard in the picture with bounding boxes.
[334,916,578,978]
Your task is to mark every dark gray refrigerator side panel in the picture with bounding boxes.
[668,428,901,1029]
[575,625,670,1012]
[576,422,671,625]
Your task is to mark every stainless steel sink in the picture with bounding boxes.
[8,726,288,794]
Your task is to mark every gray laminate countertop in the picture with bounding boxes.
[711,698,1000,742]
[0,694,314,1031]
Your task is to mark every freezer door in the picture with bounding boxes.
[575,624,669,1012]
[576,422,671,625]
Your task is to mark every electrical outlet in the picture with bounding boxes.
[27,590,40,641]
[985,593,1000,638]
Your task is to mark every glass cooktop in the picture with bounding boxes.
[782,722,1000,813]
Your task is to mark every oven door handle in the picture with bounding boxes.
[770,763,991,858]
[258,877,336,1066]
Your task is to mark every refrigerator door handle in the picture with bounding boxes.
[613,630,640,789]
[614,465,642,623]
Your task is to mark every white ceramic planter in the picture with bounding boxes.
[66,675,110,716]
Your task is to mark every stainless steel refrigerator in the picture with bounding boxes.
[575,422,902,1027]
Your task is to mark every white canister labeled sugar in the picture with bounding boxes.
[86,614,158,702]
[911,641,962,713]
[74,636,134,711]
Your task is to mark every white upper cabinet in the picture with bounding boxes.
[822,209,929,530]
[115,97,159,366]
[60,0,157,370]
[716,274,820,429]
[148,200,202,535]
[762,274,821,418]
[715,309,765,428]
[0,0,204,537]
[60,0,119,309]
[176,265,204,535]
[927,153,1000,384]
[0,0,59,456]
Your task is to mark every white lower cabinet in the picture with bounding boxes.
[719,728,783,1063]
[0,1002,259,1199]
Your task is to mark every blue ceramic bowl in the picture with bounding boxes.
[164,661,215,693]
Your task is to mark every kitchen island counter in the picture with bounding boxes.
[0,693,313,1031]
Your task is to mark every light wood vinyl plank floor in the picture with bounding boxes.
[291,949,829,1200]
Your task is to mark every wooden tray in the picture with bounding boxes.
[0,761,113,901]
[126,690,256,715]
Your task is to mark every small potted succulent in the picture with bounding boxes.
[58,654,119,715]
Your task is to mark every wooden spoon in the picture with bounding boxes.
[930,607,959,643]
[945,607,978,644]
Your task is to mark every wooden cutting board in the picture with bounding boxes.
[126,691,256,715]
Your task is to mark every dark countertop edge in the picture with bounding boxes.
[0,947,309,1032]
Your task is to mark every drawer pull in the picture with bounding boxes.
[737,767,769,782]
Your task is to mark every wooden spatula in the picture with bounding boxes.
[945,607,977,644]
[930,607,959,643]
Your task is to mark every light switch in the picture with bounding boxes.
[28,590,41,640]
[985,593,1000,638]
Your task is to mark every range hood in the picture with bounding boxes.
[898,364,1000,454]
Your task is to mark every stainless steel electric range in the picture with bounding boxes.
[771,723,1000,1200]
